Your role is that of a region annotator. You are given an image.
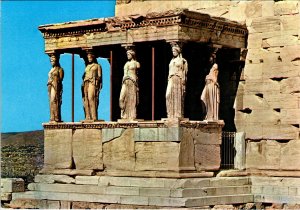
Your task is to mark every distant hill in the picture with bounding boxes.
[1,130,44,147]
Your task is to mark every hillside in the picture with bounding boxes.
[1,130,44,185]
[1,130,44,146]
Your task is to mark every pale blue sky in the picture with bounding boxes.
[1,1,116,132]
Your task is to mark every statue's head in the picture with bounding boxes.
[126,49,136,60]
[170,42,182,57]
[50,54,60,67]
[87,53,96,63]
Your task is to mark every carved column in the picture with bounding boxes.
[81,49,103,121]
[119,45,140,121]
[165,41,188,119]
[47,53,64,123]
[200,45,221,121]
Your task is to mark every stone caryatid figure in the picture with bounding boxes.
[201,63,220,121]
[81,52,102,121]
[119,49,140,120]
[47,54,64,122]
[166,42,188,118]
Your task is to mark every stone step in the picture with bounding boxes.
[12,191,253,207]
[37,175,249,188]
[12,191,186,206]
[185,194,254,207]
[254,194,300,204]
[28,183,251,198]
[252,185,300,196]
[251,176,300,187]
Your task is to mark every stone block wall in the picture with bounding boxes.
[116,0,300,172]
[43,121,223,175]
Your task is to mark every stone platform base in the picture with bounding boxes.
[11,175,253,208]
[10,175,300,208]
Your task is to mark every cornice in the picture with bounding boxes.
[39,9,247,39]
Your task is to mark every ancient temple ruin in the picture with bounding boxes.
[8,0,300,208]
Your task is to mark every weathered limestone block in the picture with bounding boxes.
[246,48,279,64]
[222,2,246,22]
[197,6,229,19]
[102,128,124,143]
[280,15,300,32]
[73,129,103,170]
[280,109,300,124]
[195,144,220,171]
[103,129,135,171]
[134,127,181,142]
[280,76,300,94]
[246,140,281,170]
[247,33,262,49]
[262,1,274,17]
[263,80,281,93]
[251,177,300,187]
[264,93,298,109]
[244,80,264,94]
[249,17,281,33]
[135,142,180,171]
[274,1,299,16]
[243,80,279,95]
[44,129,72,169]
[1,178,24,193]
[262,35,298,48]
[234,132,246,170]
[244,1,262,18]
[183,128,221,145]
[237,122,263,140]
[60,201,71,209]
[34,174,75,184]
[28,183,105,194]
[280,140,300,170]
[75,176,100,185]
[243,94,268,110]
[179,129,195,171]
[1,192,12,201]
[244,63,262,80]
[262,62,299,78]
[242,109,280,124]
[262,124,299,140]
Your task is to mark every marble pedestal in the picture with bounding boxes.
[42,120,224,177]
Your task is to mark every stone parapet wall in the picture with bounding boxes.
[43,120,223,175]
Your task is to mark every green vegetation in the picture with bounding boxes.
[1,144,44,185]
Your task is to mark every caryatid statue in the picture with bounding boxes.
[81,52,102,121]
[166,42,188,118]
[47,54,64,122]
[201,63,220,121]
[119,48,140,120]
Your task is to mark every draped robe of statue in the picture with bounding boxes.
[82,62,102,121]
[47,66,64,122]
[119,59,140,120]
[201,63,220,121]
[166,55,188,118]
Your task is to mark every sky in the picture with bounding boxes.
[1,1,116,133]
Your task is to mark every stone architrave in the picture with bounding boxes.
[201,63,220,121]
[82,52,102,121]
[166,42,188,119]
[73,129,103,170]
[47,54,64,122]
[119,48,140,120]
